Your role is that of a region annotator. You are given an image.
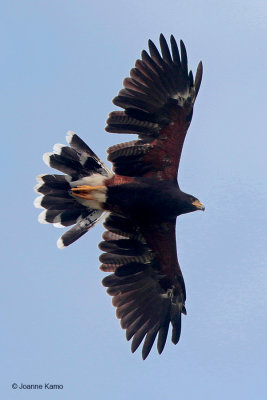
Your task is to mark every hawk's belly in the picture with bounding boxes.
[105,180,181,223]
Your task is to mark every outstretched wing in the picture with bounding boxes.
[100,214,186,359]
[106,34,202,181]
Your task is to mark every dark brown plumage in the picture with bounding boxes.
[34,34,204,359]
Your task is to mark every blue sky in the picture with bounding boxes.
[1,1,267,399]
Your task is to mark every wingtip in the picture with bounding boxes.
[170,34,177,48]
[131,342,139,355]
[197,60,203,76]
[171,316,182,345]
[179,40,188,73]
[157,324,169,355]
[142,351,149,360]
[194,61,203,97]
[180,39,186,50]
[148,38,155,51]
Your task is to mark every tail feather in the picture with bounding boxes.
[66,131,111,176]
[57,210,104,249]
[43,152,85,177]
[34,131,112,248]
[35,194,76,210]
[53,143,79,160]
[53,209,88,227]
[38,209,89,227]
[34,174,70,195]
[66,130,96,155]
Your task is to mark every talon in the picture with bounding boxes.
[71,185,105,200]
[71,192,94,200]
[71,185,105,192]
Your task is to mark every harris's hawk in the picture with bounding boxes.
[34,34,204,359]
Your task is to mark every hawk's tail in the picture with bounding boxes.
[34,131,112,248]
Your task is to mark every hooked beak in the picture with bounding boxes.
[192,199,205,211]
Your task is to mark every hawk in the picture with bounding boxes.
[34,34,204,359]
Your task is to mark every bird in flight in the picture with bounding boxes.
[34,34,204,359]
